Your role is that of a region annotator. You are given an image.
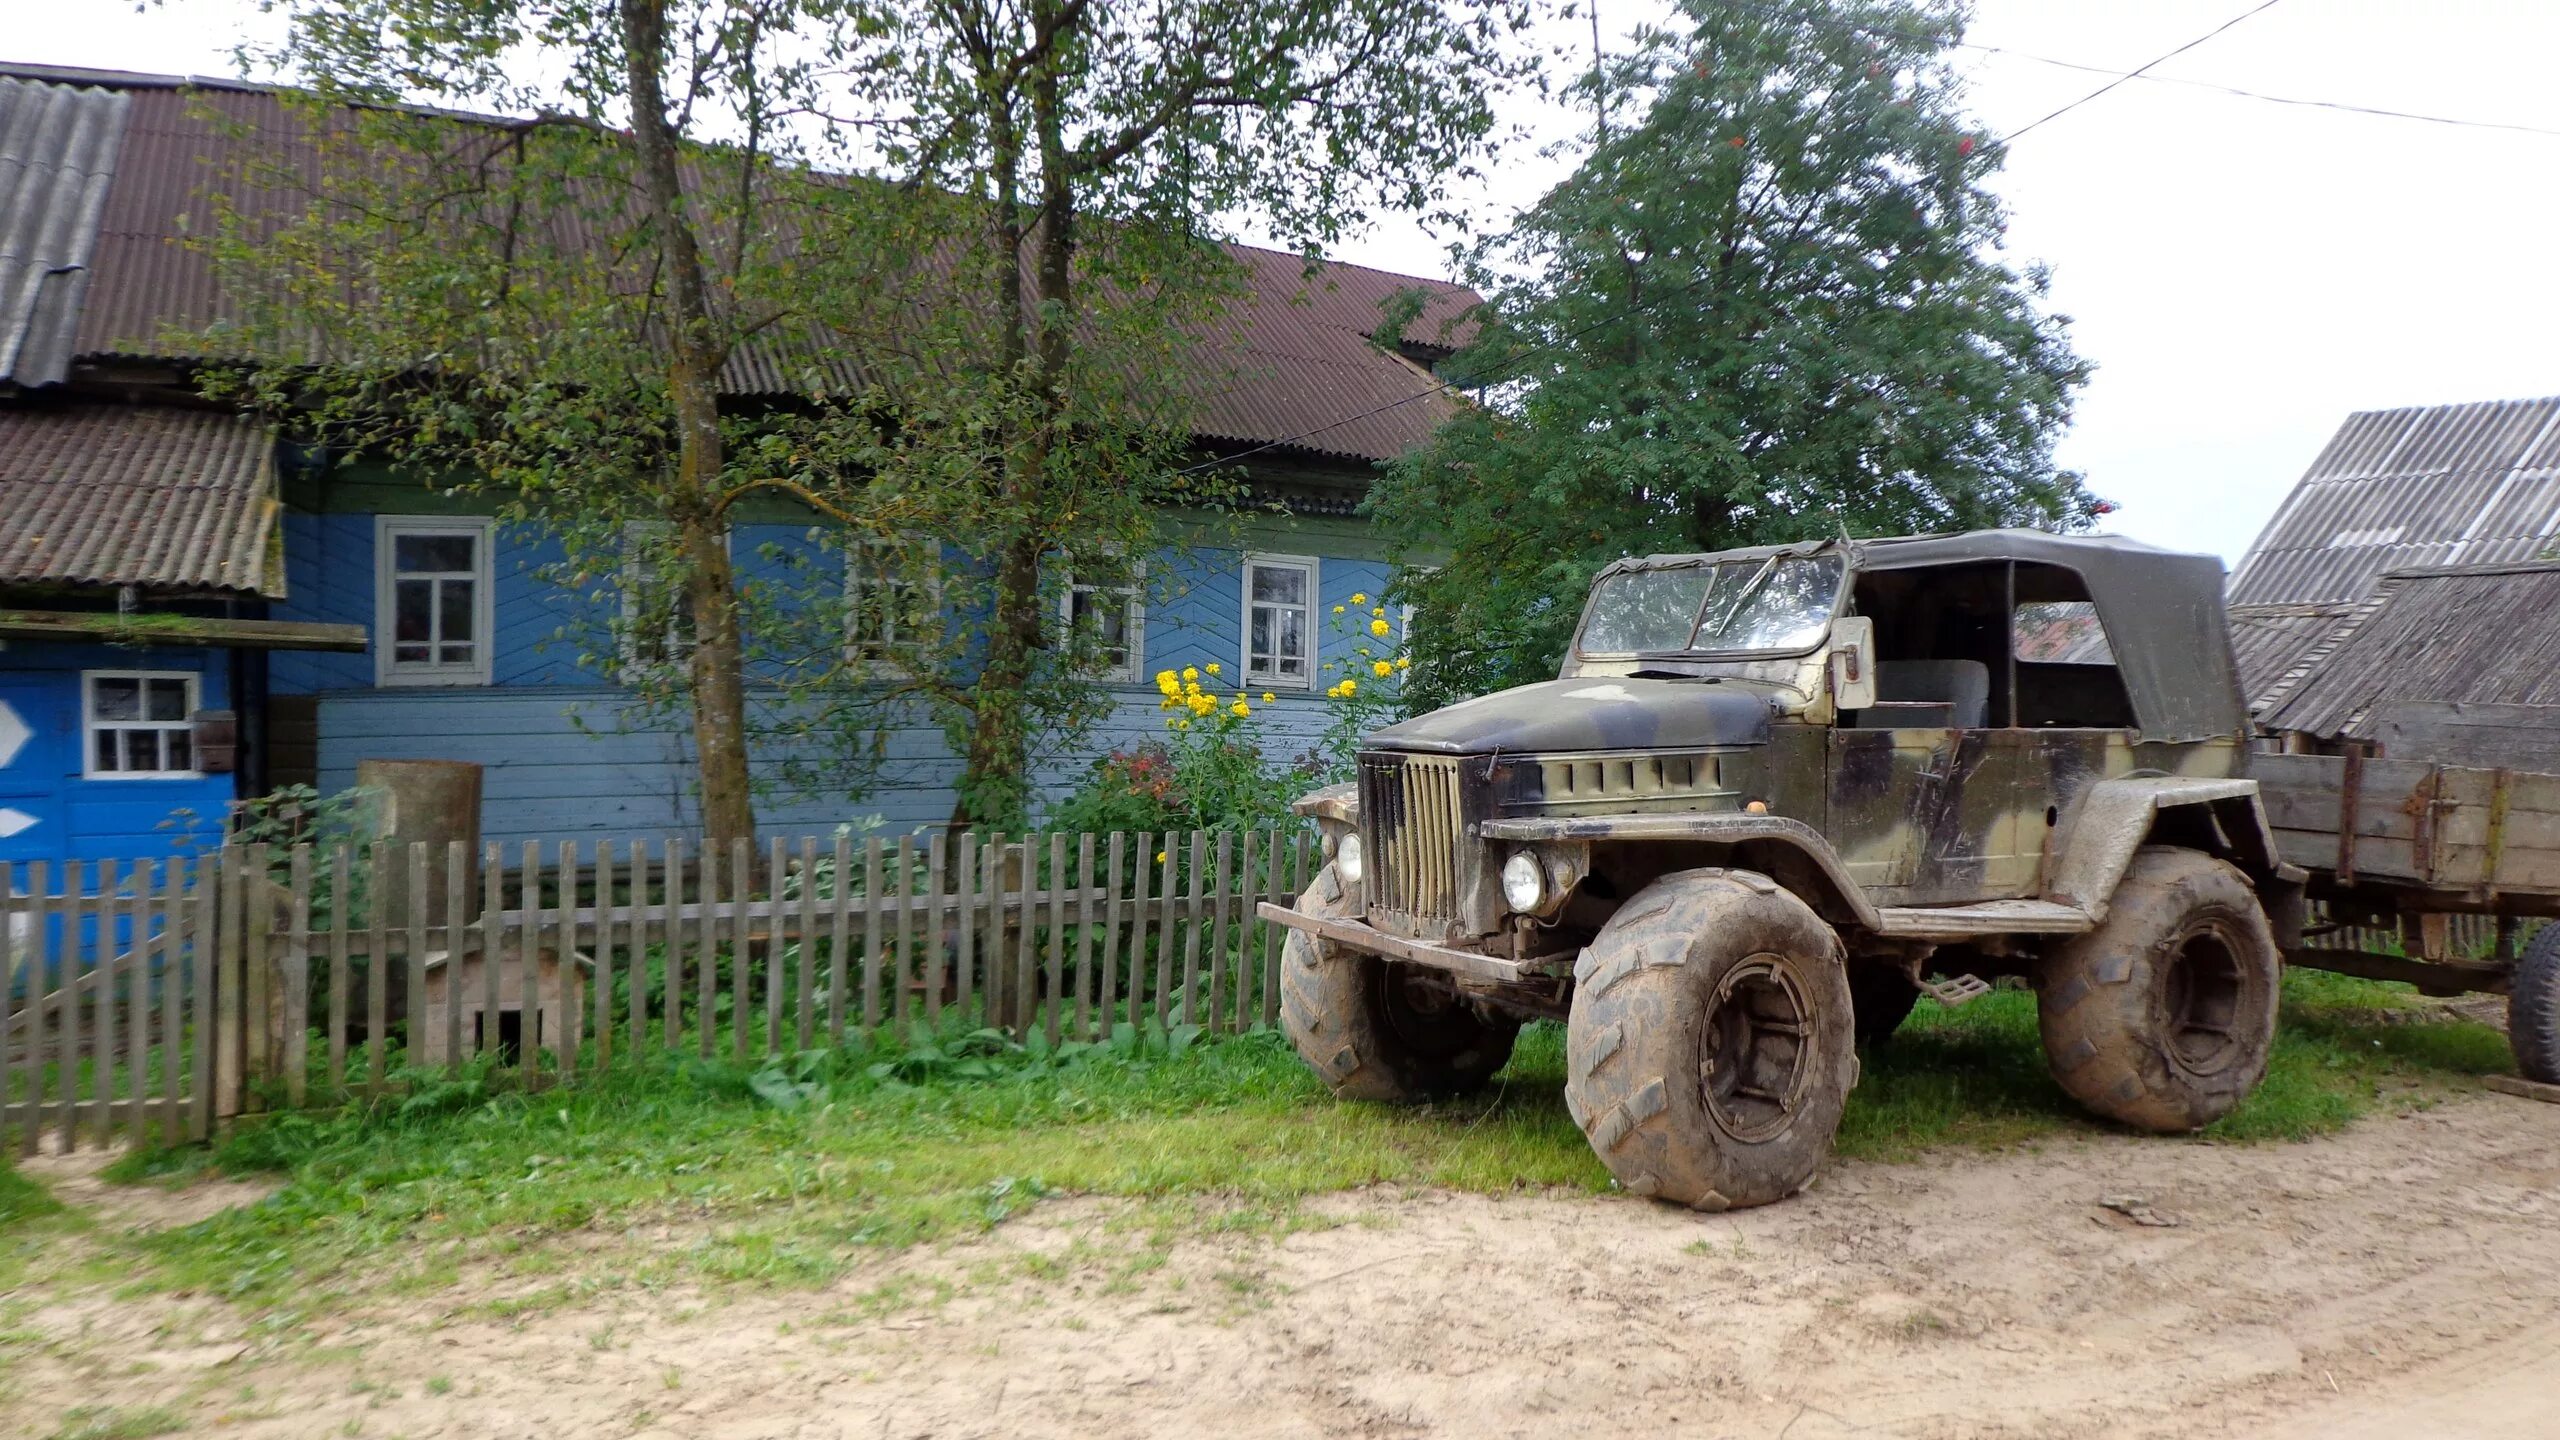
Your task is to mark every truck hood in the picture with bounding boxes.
[1364,678,1773,756]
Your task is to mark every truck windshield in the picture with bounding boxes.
[1579,555,1843,655]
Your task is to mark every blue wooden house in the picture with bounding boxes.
[0,64,1473,860]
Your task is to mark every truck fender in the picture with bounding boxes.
[1291,781,1359,829]
[2046,777,2303,925]
[1479,811,1883,931]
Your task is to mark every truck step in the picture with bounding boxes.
[1873,900,2095,940]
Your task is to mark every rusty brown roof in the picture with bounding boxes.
[15,63,1476,467]
[0,404,282,596]
[0,76,130,387]
[2257,562,2560,740]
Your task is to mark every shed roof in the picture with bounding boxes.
[0,405,282,596]
[2258,562,2560,740]
[0,76,130,388]
[2,62,1477,467]
[2227,395,2560,610]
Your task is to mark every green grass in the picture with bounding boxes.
[86,971,2515,1314]
[0,1154,61,1231]
[45,1407,187,1440]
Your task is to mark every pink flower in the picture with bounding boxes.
[1957,136,1977,157]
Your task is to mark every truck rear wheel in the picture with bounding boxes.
[2037,847,2280,1132]
[2511,923,2560,1085]
[1279,862,1519,1102]
[1563,869,1857,1211]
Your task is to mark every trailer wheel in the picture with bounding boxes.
[2512,923,2560,1086]
[1564,869,1856,1211]
[1849,965,1920,1050]
[1279,862,1519,1102]
[2038,847,2280,1132]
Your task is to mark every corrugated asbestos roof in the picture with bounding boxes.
[11,63,1477,466]
[0,406,282,595]
[2258,562,2560,740]
[0,76,130,387]
[2227,395,2560,609]
[2226,601,2359,717]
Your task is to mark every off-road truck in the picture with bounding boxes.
[1261,530,2309,1211]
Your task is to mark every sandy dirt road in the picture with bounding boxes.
[11,1091,2559,1439]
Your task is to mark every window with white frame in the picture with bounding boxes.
[1060,556,1144,682]
[618,522,696,678]
[377,516,494,685]
[1243,554,1317,689]
[83,671,198,777]
[845,536,940,665]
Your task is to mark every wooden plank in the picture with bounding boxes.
[439,843,464,1071]
[132,860,166,1147]
[924,832,947,1027]
[593,840,617,1071]
[283,848,312,1110]
[2374,701,2560,773]
[363,848,388,1095]
[894,836,916,1030]
[663,837,684,1056]
[558,840,582,1077]
[731,837,754,1064]
[88,859,118,1148]
[1126,833,1153,1032]
[32,862,61,1152]
[0,862,13,1150]
[1043,834,1067,1048]
[241,845,271,1119]
[189,855,214,1142]
[2436,806,2560,852]
[952,832,977,1031]
[521,840,543,1072]
[1207,833,1234,1034]
[797,836,819,1051]
[1015,833,1043,1038]
[827,835,852,1046]
[217,855,247,1127]
[765,838,786,1056]
[697,840,721,1058]
[1073,834,1097,1041]
[477,845,502,1065]
[1099,834,1125,1040]
[1153,838,1178,1028]
[1180,833,1207,1028]
[2486,1074,2560,1105]
[861,838,885,1033]
[326,846,350,1095]
[0,608,368,651]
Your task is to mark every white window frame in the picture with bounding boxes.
[375,515,496,687]
[617,521,697,682]
[1241,552,1319,691]
[81,670,202,780]
[844,535,944,671]
[1059,555,1146,684]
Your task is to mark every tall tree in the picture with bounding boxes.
[1371,0,2098,703]
[825,0,1538,826]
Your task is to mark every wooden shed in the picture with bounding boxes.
[414,945,587,1067]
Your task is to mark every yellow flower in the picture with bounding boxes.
[1181,665,1199,682]
[1230,700,1250,717]
[1261,692,1276,703]
[1350,592,1368,605]
[1190,695,1215,716]
[1357,647,1371,657]
[1338,677,1358,696]
[1331,604,1345,615]
[1368,617,1390,637]
[1156,850,1168,862]
[1172,719,1190,732]
[1205,662,1221,676]
[1372,660,1393,678]
[1396,656,1411,670]
[1372,606,1387,618]
[1155,668,1177,690]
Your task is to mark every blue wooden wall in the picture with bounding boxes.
[266,498,1417,847]
[0,643,231,865]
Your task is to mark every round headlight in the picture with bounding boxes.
[1501,851,1547,913]
[1336,831,1364,885]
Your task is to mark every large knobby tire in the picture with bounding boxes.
[1563,868,1857,1211]
[1279,862,1520,1102]
[2511,923,2560,1086]
[2038,847,2280,1132]
[1849,965,1920,1050]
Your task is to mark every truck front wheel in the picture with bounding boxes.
[1564,869,1857,1211]
[1279,862,1519,1102]
[2037,847,2280,1131]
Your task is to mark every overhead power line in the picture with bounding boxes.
[1998,0,2287,143]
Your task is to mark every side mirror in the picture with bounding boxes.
[1827,616,1876,712]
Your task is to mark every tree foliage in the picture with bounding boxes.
[1371,0,2097,704]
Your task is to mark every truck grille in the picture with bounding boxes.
[1358,752,1466,926]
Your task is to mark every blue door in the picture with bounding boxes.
[0,676,71,869]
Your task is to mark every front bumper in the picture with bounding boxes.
[1256,900,1552,984]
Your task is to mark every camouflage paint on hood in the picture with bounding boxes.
[1363,677,1774,756]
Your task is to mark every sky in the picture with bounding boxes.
[17,0,2560,564]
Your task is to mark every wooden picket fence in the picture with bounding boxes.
[1,827,1314,1151]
